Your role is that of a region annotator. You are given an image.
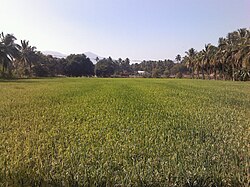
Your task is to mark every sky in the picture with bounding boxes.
[0,0,249,61]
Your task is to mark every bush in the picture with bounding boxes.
[176,72,183,78]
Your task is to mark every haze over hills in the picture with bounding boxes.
[42,51,67,59]
[42,51,103,64]
[42,51,143,64]
[84,52,104,64]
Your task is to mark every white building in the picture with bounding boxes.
[138,71,146,75]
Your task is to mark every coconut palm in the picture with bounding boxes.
[226,31,242,81]
[201,44,210,79]
[17,40,36,76]
[184,48,196,78]
[200,44,215,79]
[216,37,228,79]
[175,54,181,63]
[181,28,250,81]
[234,29,250,80]
[193,51,203,79]
[210,47,219,80]
[0,32,19,75]
[207,45,217,79]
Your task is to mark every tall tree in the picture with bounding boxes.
[0,32,19,76]
[95,57,115,77]
[184,48,196,78]
[234,29,250,80]
[16,40,36,76]
[175,54,181,63]
[201,44,216,79]
[217,37,228,79]
[194,51,203,79]
[65,54,94,77]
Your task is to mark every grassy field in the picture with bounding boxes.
[0,78,249,186]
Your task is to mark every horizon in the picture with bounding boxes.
[1,0,249,61]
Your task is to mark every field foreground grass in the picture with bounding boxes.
[0,78,249,186]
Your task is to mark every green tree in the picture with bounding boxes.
[0,32,19,76]
[192,51,203,79]
[163,69,171,78]
[31,52,50,77]
[175,54,181,63]
[216,37,228,79]
[183,28,250,81]
[95,57,115,77]
[16,40,36,76]
[201,44,216,79]
[184,48,196,78]
[234,29,250,81]
[170,63,188,76]
[65,54,94,77]
[152,68,160,78]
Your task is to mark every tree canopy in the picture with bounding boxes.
[65,54,94,77]
[95,57,115,77]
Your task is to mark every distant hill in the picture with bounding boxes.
[42,51,103,64]
[84,52,103,64]
[42,51,67,58]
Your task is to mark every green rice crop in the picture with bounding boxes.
[0,78,249,186]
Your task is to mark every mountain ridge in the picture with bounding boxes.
[42,51,103,64]
[42,51,67,58]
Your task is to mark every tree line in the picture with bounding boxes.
[0,32,186,79]
[183,28,250,81]
[1,28,249,80]
[0,33,94,78]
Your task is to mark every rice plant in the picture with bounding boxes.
[0,78,249,186]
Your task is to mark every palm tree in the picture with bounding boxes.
[233,29,250,80]
[241,45,250,73]
[175,54,181,63]
[199,44,216,79]
[194,51,203,79]
[17,40,36,76]
[210,47,219,80]
[183,28,250,81]
[215,36,234,80]
[226,31,241,81]
[201,44,210,79]
[216,37,227,79]
[184,48,196,78]
[0,32,19,75]
[207,45,217,79]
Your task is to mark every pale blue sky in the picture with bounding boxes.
[1,0,249,60]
